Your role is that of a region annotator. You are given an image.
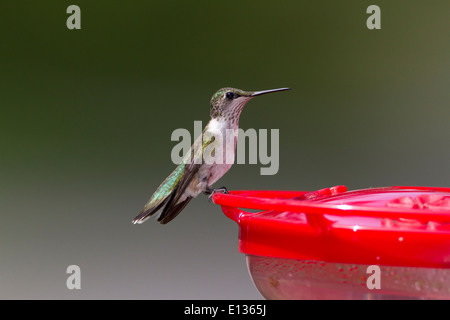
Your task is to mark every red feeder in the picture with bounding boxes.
[212,186,450,300]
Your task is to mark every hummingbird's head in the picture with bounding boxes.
[210,87,290,121]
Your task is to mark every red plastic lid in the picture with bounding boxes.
[212,186,450,268]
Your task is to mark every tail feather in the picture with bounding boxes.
[133,148,202,224]
[132,196,170,224]
[159,196,192,224]
[132,192,193,225]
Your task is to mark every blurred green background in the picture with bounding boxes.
[0,1,449,299]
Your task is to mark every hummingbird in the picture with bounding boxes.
[133,87,290,224]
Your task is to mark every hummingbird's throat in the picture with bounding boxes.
[210,97,250,121]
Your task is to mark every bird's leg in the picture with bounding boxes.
[205,186,229,203]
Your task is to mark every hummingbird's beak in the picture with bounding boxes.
[250,87,291,97]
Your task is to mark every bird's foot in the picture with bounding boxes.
[206,186,229,203]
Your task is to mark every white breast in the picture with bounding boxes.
[204,119,239,186]
[207,118,225,135]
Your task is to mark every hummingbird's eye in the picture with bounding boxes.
[225,92,235,100]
